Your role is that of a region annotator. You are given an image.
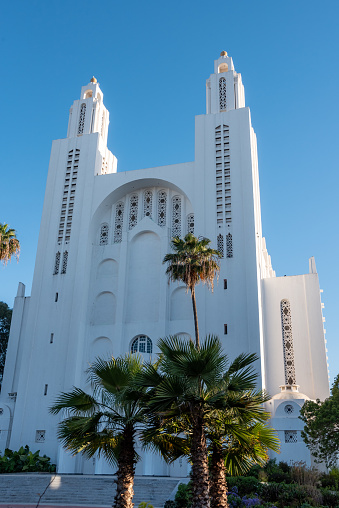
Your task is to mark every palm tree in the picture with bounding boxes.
[163,234,221,348]
[50,355,147,508]
[139,335,260,508]
[207,398,280,508]
[0,223,20,265]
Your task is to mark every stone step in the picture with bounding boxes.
[0,474,181,508]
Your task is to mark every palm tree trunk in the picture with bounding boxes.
[114,426,136,508]
[210,443,229,508]
[190,287,200,349]
[190,406,210,508]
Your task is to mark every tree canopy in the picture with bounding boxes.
[0,223,20,265]
[299,374,339,468]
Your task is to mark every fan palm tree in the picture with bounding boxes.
[50,355,148,508]
[0,223,20,265]
[163,234,221,348]
[207,399,280,508]
[139,335,260,508]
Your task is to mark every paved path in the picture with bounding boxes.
[0,474,182,508]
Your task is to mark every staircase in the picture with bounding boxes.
[0,474,182,508]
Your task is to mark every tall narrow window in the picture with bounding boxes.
[61,251,68,274]
[100,224,109,245]
[114,202,124,243]
[224,324,228,335]
[219,78,227,111]
[187,214,194,234]
[55,292,59,302]
[224,279,227,290]
[50,333,54,344]
[53,252,61,275]
[143,190,153,218]
[44,384,48,396]
[172,196,182,237]
[226,233,233,258]
[157,190,167,227]
[78,103,86,135]
[280,299,296,385]
[129,194,139,229]
[217,234,224,257]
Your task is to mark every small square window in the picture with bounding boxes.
[285,430,297,443]
[35,430,46,443]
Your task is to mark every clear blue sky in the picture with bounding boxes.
[1,1,338,386]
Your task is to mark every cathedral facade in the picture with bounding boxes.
[0,53,330,474]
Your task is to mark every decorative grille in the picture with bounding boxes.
[187,214,194,234]
[280,299,296,385]
[131,335,152,354]
[35,430,46,443]
[217,234,224,257]
[215,125,231,227]
[78,103,86,135]
[285,431,297,443]
[143,190,153,218]
[284,404,294,414]
[226,233,233,258]
[57,149,79,245]
[129,194,139,229]
[114,202,124,243]
[219,78,227,111]
[61,251,68,274]
[100,224,109,245]
[157,191,167,227]
[53,252,61,275]
[172,196,182,237]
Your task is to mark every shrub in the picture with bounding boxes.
[163,501,176,508]
[320,487,339,507]
[0,445,56,473]
[320,467,339,490]
[174,482,192,508]
[138,503,154,508]
[290,461,321,487]
[264,459,292,484]
[227,476,261,497]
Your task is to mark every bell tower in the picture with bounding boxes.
[67,77,109,145]
[206,51,245,114]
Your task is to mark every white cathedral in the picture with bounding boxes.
[0,52,330,475]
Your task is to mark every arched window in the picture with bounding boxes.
[219,78,227,111]
[218,63,228,73]
[129,194,139,229]
[172,196,182,237]
[217,234,224,258]
[143,190,153,218]
[187,213,194,234]
[78,103,86,134]
[131,335,152,354]
[84,90,93,99]
[157,190,167,227]
[114,202,124,243]
[226,233,233,258]
[280,299,296,385]
[61,250,68,274]
[100,223,109,245]
[53,252,61,275]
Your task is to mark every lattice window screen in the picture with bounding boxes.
[100,224,109,245]
[217,234,224,258]
[226,233,233,258]
[35,430,46,443]
[285,431,297,443]
[114,202,124,243]
[172,196,182,237]
[61,251,68,274]
[57,149,79,244]
[187,214,194,234]
[53,252,61,275]
[219,78,227,111]
[280,299,296,385]
[78,103,86,135]
[129,195,139,230]
[143,190,153,218]
[157,191,167,227]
